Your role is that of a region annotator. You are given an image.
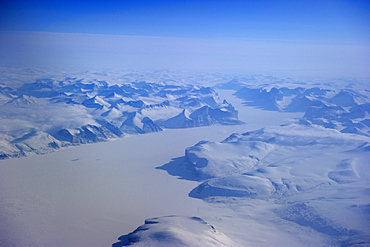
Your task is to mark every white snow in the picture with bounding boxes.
[189,175,275,199]
[0,102,300,246]
[112,216,235,247]
[140,105,182,122]
[0,70,369,247]
[185,140,274,179]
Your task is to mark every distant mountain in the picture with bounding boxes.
[0,76,243,159]
[3,71,369,159]
[233,86,333,112]
[221,84,370,136]
[5,95,37,108]
[0,86,16,104]
[302,102,370,136]
[331,89,368,107]
[214,75,293,90]
[159,102,243,129]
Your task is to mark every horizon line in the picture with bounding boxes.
[1,30,367,46]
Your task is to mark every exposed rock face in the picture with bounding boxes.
[141,117,163,133]
[160,102,243,129]
[54,124,117,144]
[234,86,333,112]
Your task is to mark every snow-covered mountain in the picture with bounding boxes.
[225,79,369,112]
[0,129,63,159]
[158,100,243,128]
[219,83,370,136]
[301,92,370,136]
[0,75,243,159]
[233,86,334,111]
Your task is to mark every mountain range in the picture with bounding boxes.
[0,77,243,159]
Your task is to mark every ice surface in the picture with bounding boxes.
[1,126,238,247]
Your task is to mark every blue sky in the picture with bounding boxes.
[0,0,369,76]
[1,0,369,42]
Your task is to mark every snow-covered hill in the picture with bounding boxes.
[159,124,370,246]
[112,216,234,247]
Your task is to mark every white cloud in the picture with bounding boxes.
[0,99,96,134]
